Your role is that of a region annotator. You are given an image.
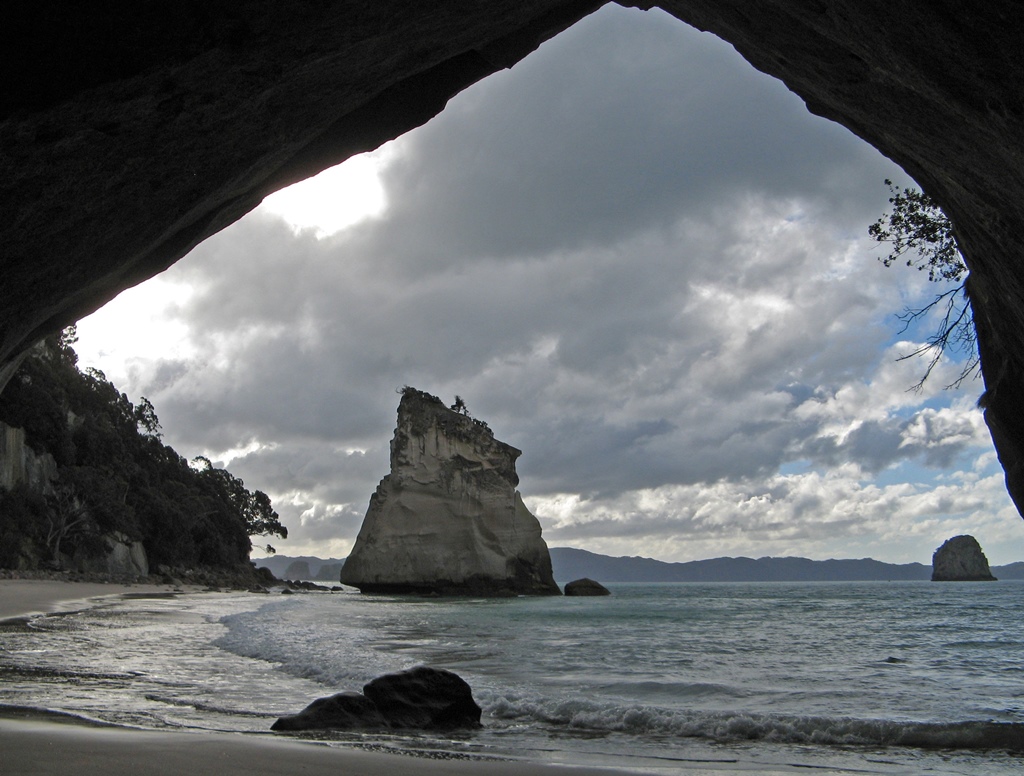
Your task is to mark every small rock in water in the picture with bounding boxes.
[564,578,611,596]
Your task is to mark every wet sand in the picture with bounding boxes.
[0,714,669,776]
[0,579,188,622]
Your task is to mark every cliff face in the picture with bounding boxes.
[4,1,1024,521]
[1,419,147,575]
[340,389,560,596]
[0,338,282,577]
[932,535,997,582]
[0,421,58,496]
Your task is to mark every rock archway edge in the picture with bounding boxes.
[3,0,1023,516]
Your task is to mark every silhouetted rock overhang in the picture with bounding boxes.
[3,1,1023,514]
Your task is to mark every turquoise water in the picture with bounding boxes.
[2,582,1023,774]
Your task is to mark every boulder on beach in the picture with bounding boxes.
[339,388,560,596]
[271,666,481,732]
[363,665,482,729]
[564,578,611,596]
[931,535,997,581]
[270,691,384,731]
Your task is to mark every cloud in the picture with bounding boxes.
[531,464,1019,565]
[75,5,1019,563]
[366,6,892,266]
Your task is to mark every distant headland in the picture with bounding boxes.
[258,546,1024,586]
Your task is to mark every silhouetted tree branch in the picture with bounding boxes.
[870,179,978,390]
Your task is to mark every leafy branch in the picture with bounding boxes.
[869,179,978,390]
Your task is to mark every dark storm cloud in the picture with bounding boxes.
[798,419,908,473]
[366,6,892,268]
[99,5,1004,559]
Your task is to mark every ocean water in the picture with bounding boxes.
[2,581,1023,774]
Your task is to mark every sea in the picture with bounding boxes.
[2,581,1023,775]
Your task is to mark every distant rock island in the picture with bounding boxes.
[931,535,997,581]
[339,388,560,596]
[564,577,611,596]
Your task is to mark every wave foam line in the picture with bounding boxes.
[488,696,1024,752]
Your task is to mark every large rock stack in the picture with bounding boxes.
[340,388,560,596]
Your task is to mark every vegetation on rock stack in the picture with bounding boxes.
[0,328,286,573]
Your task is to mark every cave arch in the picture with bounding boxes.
[2,0,1023,514]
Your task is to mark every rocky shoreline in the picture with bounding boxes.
[0,564,338,593]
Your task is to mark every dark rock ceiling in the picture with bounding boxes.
[2,0,1023,514]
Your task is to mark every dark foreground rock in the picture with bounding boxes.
[271,666,481,732]
[932,535,997,581]
[271,691,384,731]
[364,665,482,729]
[564,577,611,596]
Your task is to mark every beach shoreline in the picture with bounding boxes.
[0,580,653,776]
[0,578,199,623]
[0,713,668,776]
[4,578,1015,776]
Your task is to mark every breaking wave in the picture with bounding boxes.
[487,695,1024,752]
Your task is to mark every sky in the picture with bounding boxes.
[73,6,1024,565]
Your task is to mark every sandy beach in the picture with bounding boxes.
[0,580,659,776]
[0,714,662,776]
[0,579,188,622]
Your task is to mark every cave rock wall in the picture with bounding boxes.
[3,1,1023,514]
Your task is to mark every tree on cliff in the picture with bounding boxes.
[134,396,162,439]
[870,179,978,389]
[0,331,286,570]
[191,455,286,552]
[43,484,90,566]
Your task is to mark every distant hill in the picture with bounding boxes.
[255,555,346,581]
[995,561,1024,580]
[548,548,935,584]
[257,549,1024,585]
